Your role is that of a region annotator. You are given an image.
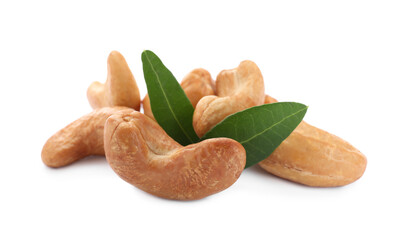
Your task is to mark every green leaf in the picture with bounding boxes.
[141,50,199,146]
[201,102,308,168]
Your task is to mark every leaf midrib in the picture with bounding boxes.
[144,53,193,143]
[239,106,307,144]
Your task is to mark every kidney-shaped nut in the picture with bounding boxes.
[180,68,215,107]
[193,60,265,137]
[264,95,278,104]
[258,96,367,187]
[41,106,133,168]
[142,68,215,120]
[87,51,140,110]
[104,110,246,200]
[141,95,154,119]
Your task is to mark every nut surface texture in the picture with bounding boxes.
[142,68,215,120]
[180,68,215,108]
[264,95,278,104]
[104,110,246,200]
[87,51,140,110]
[41,106,133,168]
[258,96,367,187]
[193,60,265,137]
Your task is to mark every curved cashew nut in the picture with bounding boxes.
[41,107,133,168]
[87,51,140,110]
[142,68,215,120]
[180,68,215,108]
[264,95,278,104]
[193,60,265,137]
[104,110,246,200]
[258,95,367,187]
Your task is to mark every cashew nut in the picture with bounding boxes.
[42,106,133,168]
[104,110,246,200]
[258,96,367,187]
[142,68,215,120]
[193,60,265,137]
[87,51,140,110]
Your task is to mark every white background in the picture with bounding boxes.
[1,1,407,239]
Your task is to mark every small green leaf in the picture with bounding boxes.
[142,50,199,145]
[201,102,308,168]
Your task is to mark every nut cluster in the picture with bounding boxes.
[42,50,367,200]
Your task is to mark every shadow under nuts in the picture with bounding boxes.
[104,110,246,200]
[193,60,265,137]
[259,96,367,187]
[87,51,140,110]
[42,106,133,168]
[142,68,215,120]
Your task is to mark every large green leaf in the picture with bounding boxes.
[141,50,199,146]
[201,102,308,168]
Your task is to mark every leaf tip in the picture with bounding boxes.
[141,49,154,57]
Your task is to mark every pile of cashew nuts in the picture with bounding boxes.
[42,51,367,200]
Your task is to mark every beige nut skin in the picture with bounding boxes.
[180,68,216,107]
[104,110,246,200]
[258,96,367,187]
[142,68,215,120]
[87,51,140,110]
[193,60,265,137]
[41,107,133,168]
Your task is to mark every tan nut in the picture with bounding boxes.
[87,51,140,110]
[180,68,216,107]
[142,68,215,120]
[258,95,367,187]
[264,95,278,104]
[104,110,246,200]
[193,60,265,137]
[41,107,133,168]
[141,95,154,119]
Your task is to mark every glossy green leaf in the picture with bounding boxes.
[141,50,199,145]
[201,102,308,168]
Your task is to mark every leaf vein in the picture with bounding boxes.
[144,53,193,143]
[239,107,307,144]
